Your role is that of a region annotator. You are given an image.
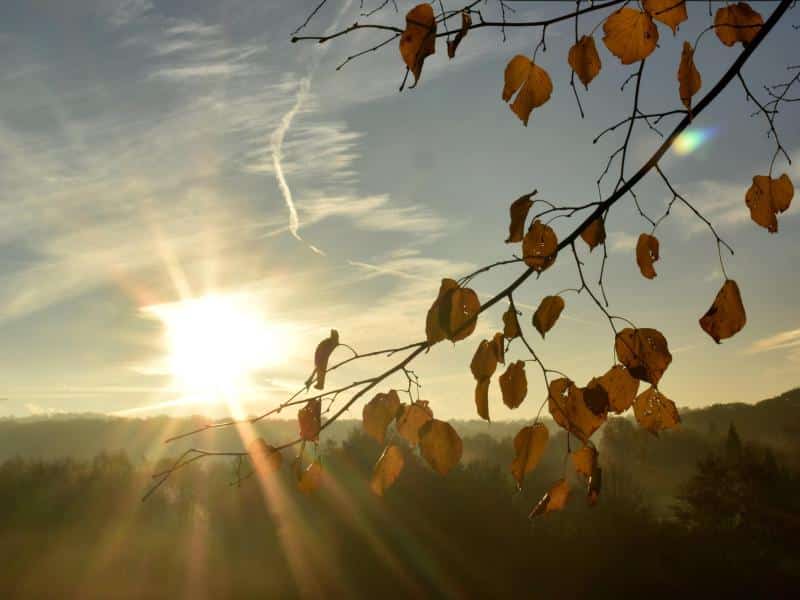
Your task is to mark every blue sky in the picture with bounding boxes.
[0,0,797,419]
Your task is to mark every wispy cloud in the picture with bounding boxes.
[747,327,800,355]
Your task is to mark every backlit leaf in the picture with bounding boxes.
[399,3,436,87]
[298,398,321,442]
[370,445,404,496]
[547,378,606,443]
[532,295,565,338]
[745,174,794,233]
[426,279,481,344]
[311,329,339,389]
[502,306,521,340]
[511,423,549,489]
[634,386,680,434]
[714,2,763,47]
[595,365,640,414]
[635,233,660,279]
[529,479,570,518]
[470,339,499,380]
[615,328,672,385]
[580,217,606,251]
[447,10,471,58]
[491,332,506,365]
[297,460,323,494]
[502,55,553,126]
[396,400,434,446]
[363,390,402,444]
[522,219,558,272]
[699,280,747,343]
[500,360,527,409]
[474,378,491,421]
[643,0,688,34]
[602,8,658,65]
[568,35,601,89]
[571,445,597,478]
[677,41,701,112]
[505,195,534,243]
[419,419,463,475]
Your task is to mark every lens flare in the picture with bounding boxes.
[673,128,715,156]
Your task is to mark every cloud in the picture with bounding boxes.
[747,327,800,354]
[608,231,638,252]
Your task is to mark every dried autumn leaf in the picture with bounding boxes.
[677,41,701,112]
[425,279,481,344]
[595,364,640,413]
[298,398,321,442]
[568,35,601,89]
[500,360,527,409]
[470,339,499,379]
[571,446,597,479]
[615,328,672,385]
[491,332,506,365]
[474,378,491,422]
[363,390,402,444]
[714,2,763,47]
[502,306,521,340]
[602,8,658,65]
[634,386,680,434]
[502,55,553,126]
[511,423,549,489]
[580,217,606,251]
[505,195,535,243]
[396,400,434,446]
[532,295,565,338]
[699,280,747,343]
[370,445,404,496]
[583,379,610,417]
[745,174,794,233]
[399,3,436,87]
[529,479,570,518]
[522,219,558,272]
[547,378,606,442]
[636,233,660,279]
[248,438,282,475]
[297,460,323,494]
[447,10,471,58]
[310,329,339,389]
[419,419,463,475]
[643,0,688,34]
[588,465,602,506]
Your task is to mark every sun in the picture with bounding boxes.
[146,294,291,401]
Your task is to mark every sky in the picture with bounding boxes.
[0,0,798,420]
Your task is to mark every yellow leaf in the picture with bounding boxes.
[396,400,433,446]
[502,306,521,339]
[511,423,549,489]
[595,365,640,414]
[571,445,597,478]
[505,195,534,243]
[502,55,553,126]
[425,279,481,344]
[522,219,558,272]
[248,438,282,475]
[547,378,606,443]
[745,174,794,233]
[470,339,499,380]
[310,329,339,389]
[370,445,404,496]
[529,479,570,518]
[363,390,401,444]
[699,280,747,343]
[580,217,606,251]
[532,295,565,338]
[634,386,680,434]
[568,35,601,89]
[297,460,323,494]
[399,3,436,87]
[615,327,672,386]
[677,41,701,112]
[602,8,658,65]
[419,419,463,475]
[643,0,688,34]
[500,360,527,409]
[298,398,321,442]
[635,233,660,279]
[447,10,471,58]
[714,2,763,47]
[474,378,491,421]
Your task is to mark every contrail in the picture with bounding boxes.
[270,77,324,255]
